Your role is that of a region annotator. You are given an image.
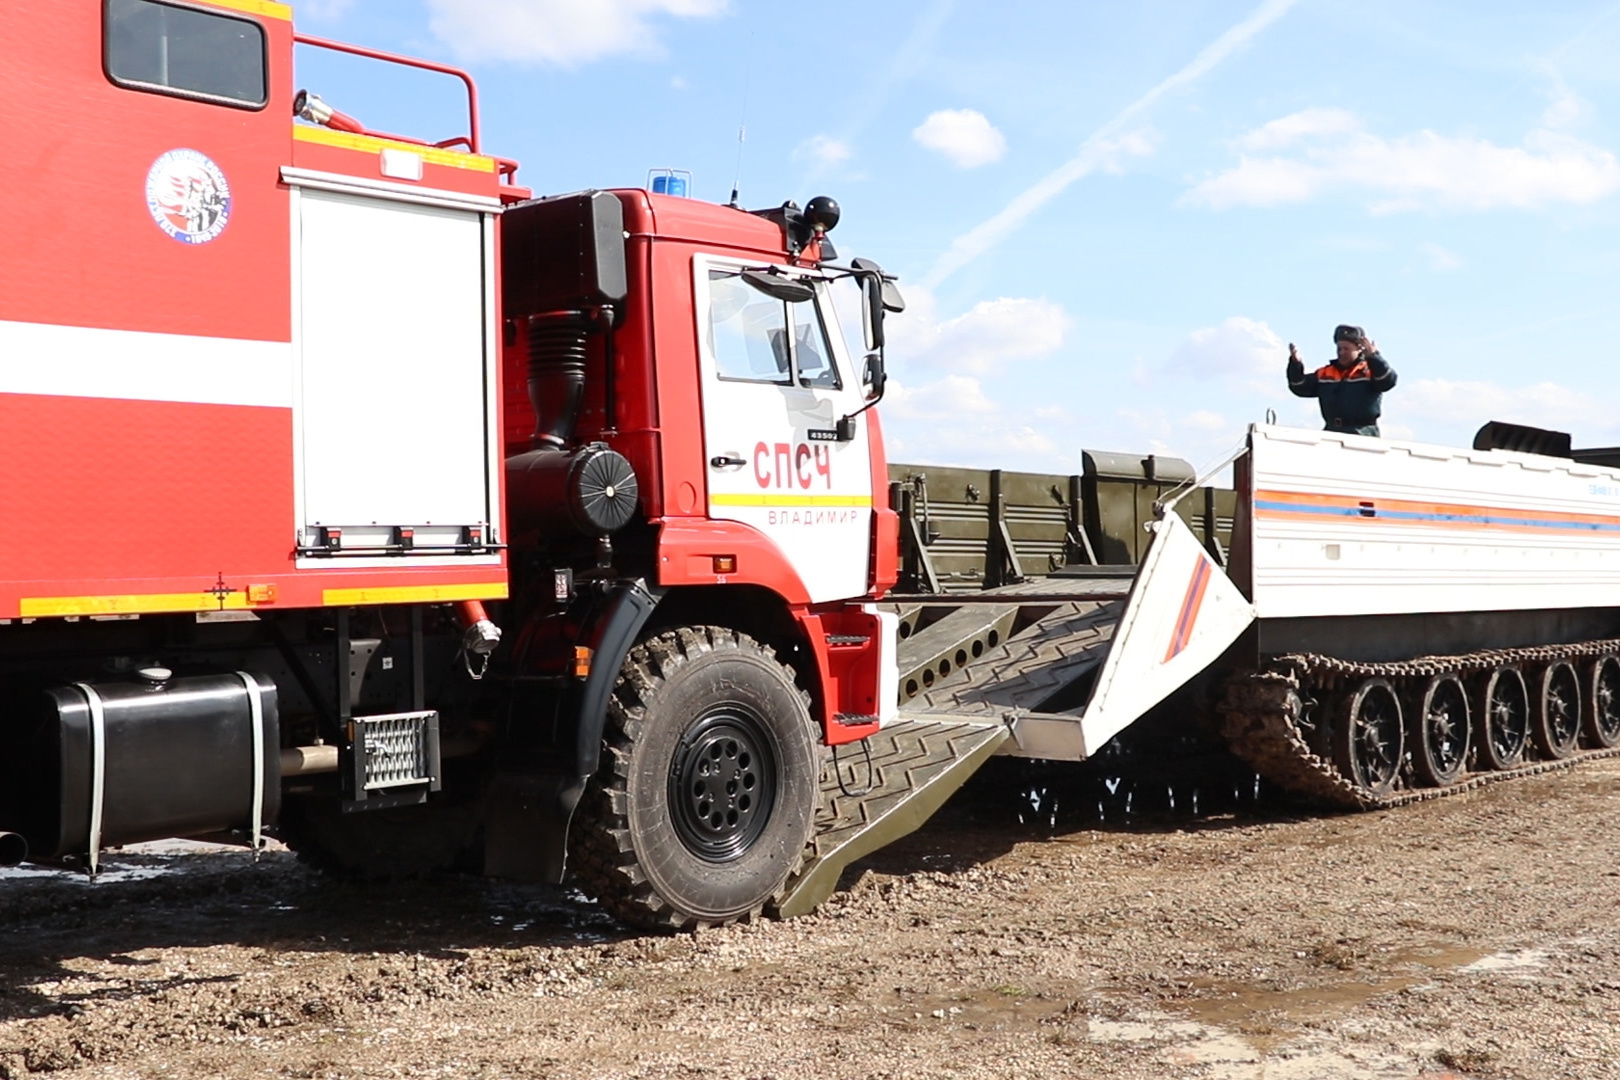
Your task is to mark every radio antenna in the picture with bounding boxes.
[728,38,752,208]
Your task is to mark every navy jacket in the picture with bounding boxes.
[1286,352,1397,436]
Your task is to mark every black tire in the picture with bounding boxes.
[1475,666,1529,771]
[1332,678,1404,797]
[1586,655,1620,749]
[1531,661,1582,760]
[1408,673,1470,787]
[573,627,820,932]
[277,790,481,880]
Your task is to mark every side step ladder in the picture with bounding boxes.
[773,718,1010,918]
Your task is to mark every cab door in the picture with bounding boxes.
[695,260,873,604]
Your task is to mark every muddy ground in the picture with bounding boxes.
[1,755,1618,1080]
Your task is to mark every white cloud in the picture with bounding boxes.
[1168,316,1284,379]
[887,289,1070,375]
[670,74,688,90]
[427,0,727,66]
[1541,78,1591,130]
[878,289,1072,470]
[1420,242,1463,271]
[1185,110,1620,212]
[1402,377,1612,435]
[912,109,1008,168]
[793,135,853,170]
[1237,106,1360,150]
[886,374,1000,418]
[884,375,1060,465]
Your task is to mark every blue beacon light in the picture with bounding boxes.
[648,168,692,198]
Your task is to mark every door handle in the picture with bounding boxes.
[710,455,747,469]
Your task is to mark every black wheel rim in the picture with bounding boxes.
[1350,683,1403,789]
[1422,677,1469,781]
[1595,658,1620,743]
[1544,663,1581,754]
[668,706,779,863]
[1486,671,1529,765]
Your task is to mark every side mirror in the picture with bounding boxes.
[740,268,814,304]
[851,258,905,352]
[863,351,887,401]
[860,274,884,351]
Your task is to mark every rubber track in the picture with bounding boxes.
[1218,639,1620,810]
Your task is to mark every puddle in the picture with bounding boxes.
[1083,1010,1419,1080]
[1459,948,1547,974]
[1174,940,1520,1034]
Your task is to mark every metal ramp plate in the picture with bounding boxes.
[774,718,1010,918]
[905,600,1124,718]
[898,605,1019,703]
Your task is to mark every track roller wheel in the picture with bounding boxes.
[1475,666,1529,771]
[1531,661,1581,759]
[1332,678,1404,797]
[1408,673,1471,787]
[1584,655,1620,749]
[572,627,820,932]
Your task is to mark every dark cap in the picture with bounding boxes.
[1333,324,1365,344]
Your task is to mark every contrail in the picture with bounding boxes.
[799,0,953,189]
[922,0,1299,289]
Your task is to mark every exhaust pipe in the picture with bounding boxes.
[0,832,27,868]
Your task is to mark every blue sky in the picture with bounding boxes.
[294,0,1620,476]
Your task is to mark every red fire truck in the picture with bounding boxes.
[0,0,916,930]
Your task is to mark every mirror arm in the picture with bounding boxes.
[835,347,888,440]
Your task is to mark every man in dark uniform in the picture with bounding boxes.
[1286,324,1397,436]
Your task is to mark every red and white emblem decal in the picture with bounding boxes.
[145,149,232,244]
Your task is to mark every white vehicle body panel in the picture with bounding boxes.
[1076,513,1255,756]
[289,186,499,566]
[1247,424,1620,619]
[693,257,874,604]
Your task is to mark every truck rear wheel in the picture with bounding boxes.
[573,627,820,931]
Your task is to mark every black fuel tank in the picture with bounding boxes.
[2,671,279,860]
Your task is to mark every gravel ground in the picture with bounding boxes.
[2,757,1618,1079]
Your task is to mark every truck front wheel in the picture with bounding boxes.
[573,627,820,931]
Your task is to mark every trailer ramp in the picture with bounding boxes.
[774,717,1009,917]
[892,515,1255,761]
[777,517,1254,917]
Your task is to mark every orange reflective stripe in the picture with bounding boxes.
[1315,361,1370,381]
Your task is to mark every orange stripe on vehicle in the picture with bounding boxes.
[1164,559,1212,663]
[1255,488,1620,534]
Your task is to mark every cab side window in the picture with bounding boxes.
[708,272,792,385]
[105,0,268,108]
[707,270,843,389]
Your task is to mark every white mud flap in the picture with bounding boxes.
[1079,514,1254,756]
